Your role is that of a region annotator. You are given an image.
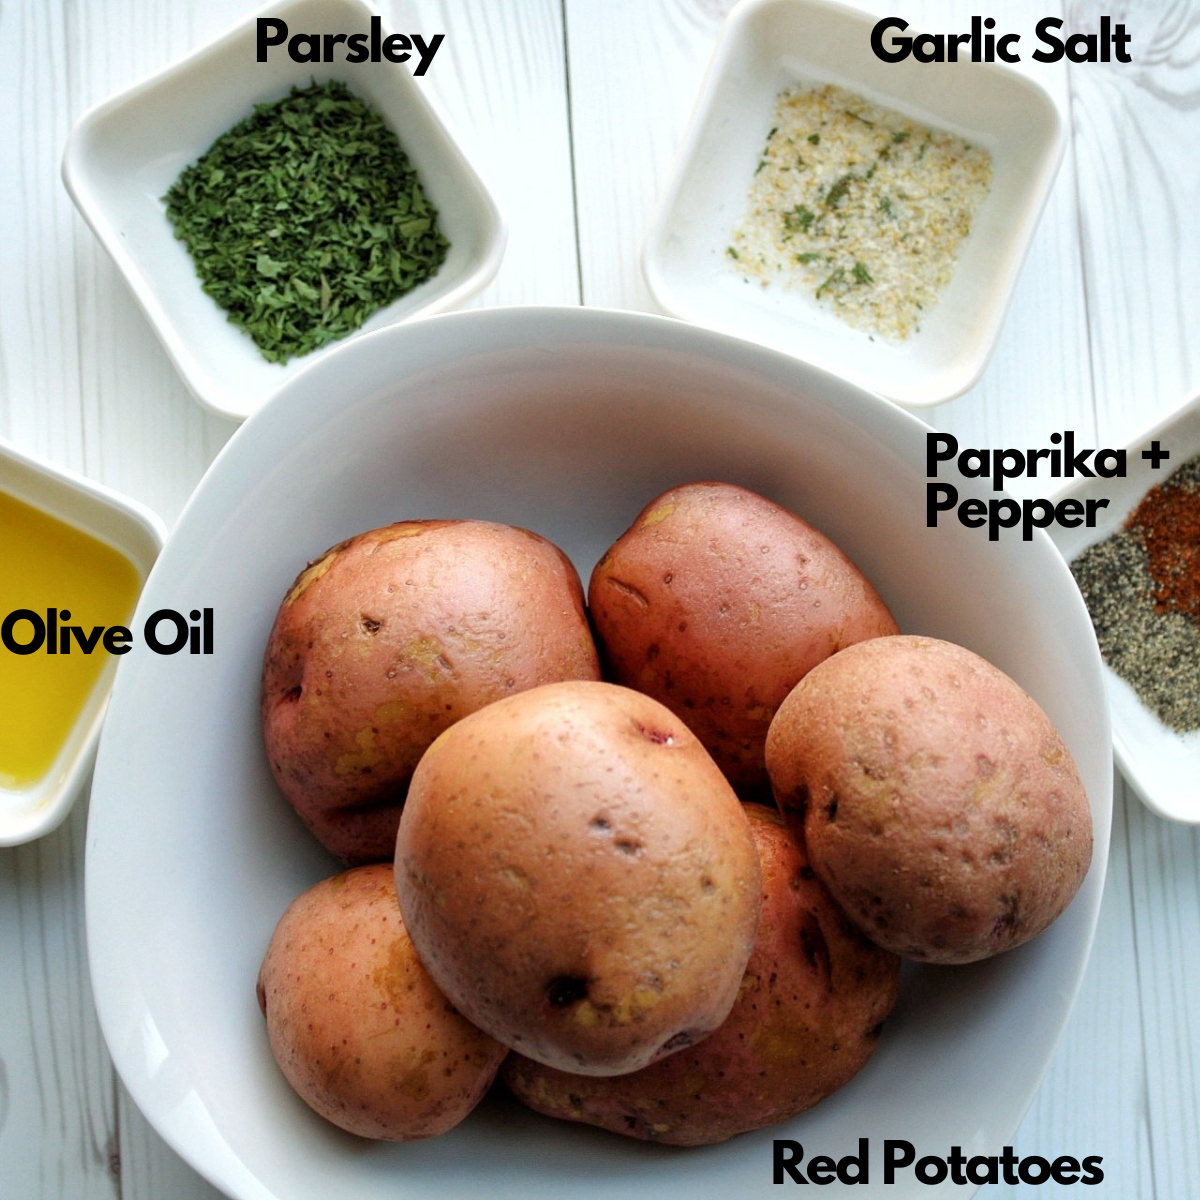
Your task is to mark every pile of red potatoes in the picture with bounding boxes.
[254,482,1092,1146]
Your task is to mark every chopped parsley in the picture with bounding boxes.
[162,80,449,365]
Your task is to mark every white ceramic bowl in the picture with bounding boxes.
[643,0,1065,408]
[86,307,1110,1199]
[1048,389,1200,824]
[62,0,505,423]
[0,440,164,846]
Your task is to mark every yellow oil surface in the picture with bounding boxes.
[0,490,141,789]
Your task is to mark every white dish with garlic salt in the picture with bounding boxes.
[642,0,1065,408]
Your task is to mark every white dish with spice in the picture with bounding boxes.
[61,0,505,424]
[0,439,165,846]
[642,0,1065,408]
[1049,389,1200,825]
[86,307,1110,1200]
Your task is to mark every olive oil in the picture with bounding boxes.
[0,490,141,789]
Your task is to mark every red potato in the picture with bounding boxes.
[261,519,601,864]
[394,680,763,1077]
[256,864,508,1140]
[502,804,901,1145]
[766,635,1093,964]
[588,482,898,799]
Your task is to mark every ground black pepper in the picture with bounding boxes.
[1070,453,1200,733]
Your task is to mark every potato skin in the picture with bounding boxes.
[394,680,763,1077]
[256,864,508,1141]
[588,482,898,799]
[502,805,900,1145]
[261,520,600,864]
[766,635,1093,964]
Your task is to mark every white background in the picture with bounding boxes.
[1,0,1198,1197]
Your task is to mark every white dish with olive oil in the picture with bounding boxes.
[0,440,164,846]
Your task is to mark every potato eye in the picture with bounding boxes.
[631,719,675,745]
[660,1030,696,1053]
[545,976,589,1007]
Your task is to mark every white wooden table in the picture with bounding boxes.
[2,1,1198,1197]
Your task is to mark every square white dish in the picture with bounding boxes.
[642,0,1065,408]
[86,307,1111,1200]
[0,439,165,846]
[1048,389,1200,824]
[61,0,505,423]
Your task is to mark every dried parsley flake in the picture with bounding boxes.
[162,80,449,364]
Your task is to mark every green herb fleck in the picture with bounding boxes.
[824,174,859,208]
[892,130,911,144]
[726,245,739,260]
[161,80,449,365]
[782,204,816,233]
[852,261,873,285]
[879,196,894,217]
[807,132,820,145]
[816,267,846,298]
[795,252,822,264]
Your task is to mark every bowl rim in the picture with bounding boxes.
[85,303,1112,1199]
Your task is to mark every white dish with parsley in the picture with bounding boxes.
[62,0,505,423]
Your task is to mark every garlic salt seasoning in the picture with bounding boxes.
[727,83,992,341]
